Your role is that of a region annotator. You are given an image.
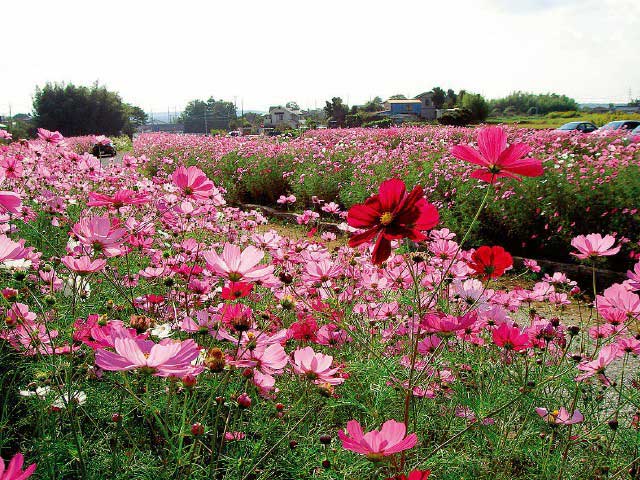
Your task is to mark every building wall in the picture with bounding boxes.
[390,103,421,115]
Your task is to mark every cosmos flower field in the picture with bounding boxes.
[0,126,639,479]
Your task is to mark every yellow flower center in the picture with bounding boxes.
[380,212,394,226]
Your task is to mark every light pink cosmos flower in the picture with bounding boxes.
[338,419,418,460]
[172,166,214,200]
[93,135,111,146]
[535,407,584,425]
[596,283,640,319]
[291,346,344,385]
[0,235,28,262]
[570,233,620,260]
[575,344,619,385]
[95,338,202,378]
[71,215,126,257]
[0,452,36,480]
[37,128,64,145]
[523,259,541,273]
[627,262,640,291]
[61,255,107,274]
[0,129,12,140]
[203,243,273,282]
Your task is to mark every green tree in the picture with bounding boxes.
[389,94,407,100]
[488,91,578,115]
[362,96,384,112]
[323,97,349,127]
[444,89,458,108]
[430,87,446,108]
[285,101,300,110]
[461,93,489,123]
[33,82,138,136]
[180,97,237,133]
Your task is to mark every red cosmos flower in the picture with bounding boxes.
[387,470,431,480]
[468,246,513,279]
[450,126,543,182]
[221,281,253,300]
[347,179,439,265]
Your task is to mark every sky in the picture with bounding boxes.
[1,0,639,115]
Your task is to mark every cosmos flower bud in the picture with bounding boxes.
[237,393,251,408]
[204,348,226,372]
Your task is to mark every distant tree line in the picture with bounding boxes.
[33,82,147,137]
[179,97,237,133]
[489,91,579,115]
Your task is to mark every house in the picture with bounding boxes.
[415,92,437,120]
[377,94,438,123]
[263,106,303,129]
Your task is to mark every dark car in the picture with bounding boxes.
[598,120,640,131]
[92,142,117,158]
[556,121,597,133]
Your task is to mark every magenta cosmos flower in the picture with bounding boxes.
[339,419,418,461]
[570,233,620,260]
[492,323,529,352]
[0,191,21,214]
[172,166,214,200]
[87,189,150,209]
[0,452,36,480]
[291,346,344,385]
[347,178,439,265]
[95,338,202,378]
[535,407,584,425]
[203,243,273,282]
[450,126,543,182]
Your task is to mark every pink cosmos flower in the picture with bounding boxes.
[291,346,344,385]
[0,452,36,480]
[0,191,21,214]
[95,338,202,378]
[61,255,107,274]
[492,323,529,351]
[0,157,23,179]
[627,262,640,290]
[338,419,418,460]
[535,407,584,425]
[450,126,543,182]
[0,129,12,140]
[203,243,273,282]
[523,259,541,273]
[93,135,111,146]
[596,283,640,318]
[421,311,477,336]
[571,234,620,260]
[71,215,126,257]
[37,128,64,145]
[0,235,28,262]
[575,344,619,384]
[172,166,214,200]
[87,190,150,209]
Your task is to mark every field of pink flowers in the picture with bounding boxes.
[0,126,639,479]
[134,127,640,270]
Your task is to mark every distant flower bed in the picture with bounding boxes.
[134,128,640,269]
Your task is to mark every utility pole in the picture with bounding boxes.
[8,105,12,130]
[204,105,208,134]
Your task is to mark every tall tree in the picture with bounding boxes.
[285,101,300,110]
[323,97,349,127]
[444,89,458,108]
[388,94,407,100]
[33,82,139,136]
[430,87,446,108]
[362,96,384,112]
[180,97,237,133]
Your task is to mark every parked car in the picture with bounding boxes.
[91,142,117,158]
[598,120,640,131]
[629,125,640,140]
[555,121,597,133]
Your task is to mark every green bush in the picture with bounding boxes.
[438,108,472,126]
[362,118,392,128]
